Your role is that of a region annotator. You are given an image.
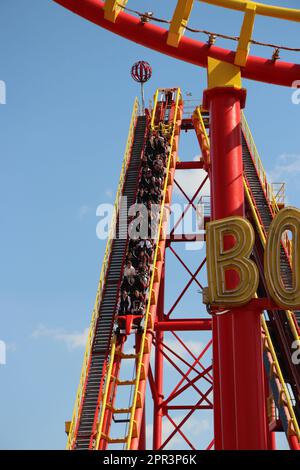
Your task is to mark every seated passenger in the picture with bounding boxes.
[131,289,145,316]
[126,248,139,269]
[123,260,136,283]
[149,187,161,204]
[141,153,149,168]
[147,152,156,168]
[128,239,139,254]
[129,209,147,241]
[153,176,164,189]
[138,249,150,267]
[136,269,150,292]
[137,187,149,204]
[152,158,165,178]
[155,132,167,154]
[145,132,155,155]
[118,290,131,315]
[137,239,153,257]
[121,271,137,293]
[141,165,150,177]
[141,168,153,190]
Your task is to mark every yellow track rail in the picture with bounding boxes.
[262,317,300,441]
[94,89,182,449]
[66,97,139,450]
[200,0,300,22]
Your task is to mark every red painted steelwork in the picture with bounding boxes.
[176,161,205,170]
[204,86,267,449]
[153,263,165,450]
[155,319,212,331]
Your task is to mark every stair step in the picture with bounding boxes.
[74,117,146,450]
[107,405,132,414]
[101,434,127,444]
[111,376,136,386]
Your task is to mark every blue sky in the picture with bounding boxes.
[0,0,299,450]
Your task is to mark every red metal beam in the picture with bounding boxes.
[166,257,206,318]
[204,86,267,450]
[155,319,212,331]
[167,234,206,244]
[163,412,196,450]
[153,264,165,450]
[181,119,195,131]
[171,175,208,235]
[170,332,213,383]
[176,161,205,170]
[166,405,212,410]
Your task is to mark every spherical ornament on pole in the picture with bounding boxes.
[131,61,152,114]
[131,61,152,83]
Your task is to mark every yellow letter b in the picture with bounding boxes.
[206,217,259,306]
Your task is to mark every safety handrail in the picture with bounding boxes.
[262,317,300,442]
[66,97,139,449]
[271,182,285,205]
[241,113,299,343]
[193,106,210,164]
[200,0,300,23]
[241,112,281,215]
[241,112,293,259]
[150,89,159,129]
[95,336,117,447]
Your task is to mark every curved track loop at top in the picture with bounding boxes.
[53,0,300,88]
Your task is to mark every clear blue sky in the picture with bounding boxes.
[0,0,299,449]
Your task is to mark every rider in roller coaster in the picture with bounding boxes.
[116,123,169,335]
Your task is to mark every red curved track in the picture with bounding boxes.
[53,0,300,87]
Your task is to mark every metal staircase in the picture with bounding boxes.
[242,135,295,294]
[74,116,147,450]
[241,122,300,443]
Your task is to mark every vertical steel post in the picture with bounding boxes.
[153,263,165,449]
[138,409,146,450]
[141,83,145,115]
[135,333,146,450]
[203,58,267,450]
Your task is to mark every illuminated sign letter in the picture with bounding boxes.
[206,216,259,306]
[264,207,300,309]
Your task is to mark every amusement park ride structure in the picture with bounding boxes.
[52,0,300,450]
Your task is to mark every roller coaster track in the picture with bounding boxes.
[53,0,300,87]
[95,89,183,450]
[67,89,183,450]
